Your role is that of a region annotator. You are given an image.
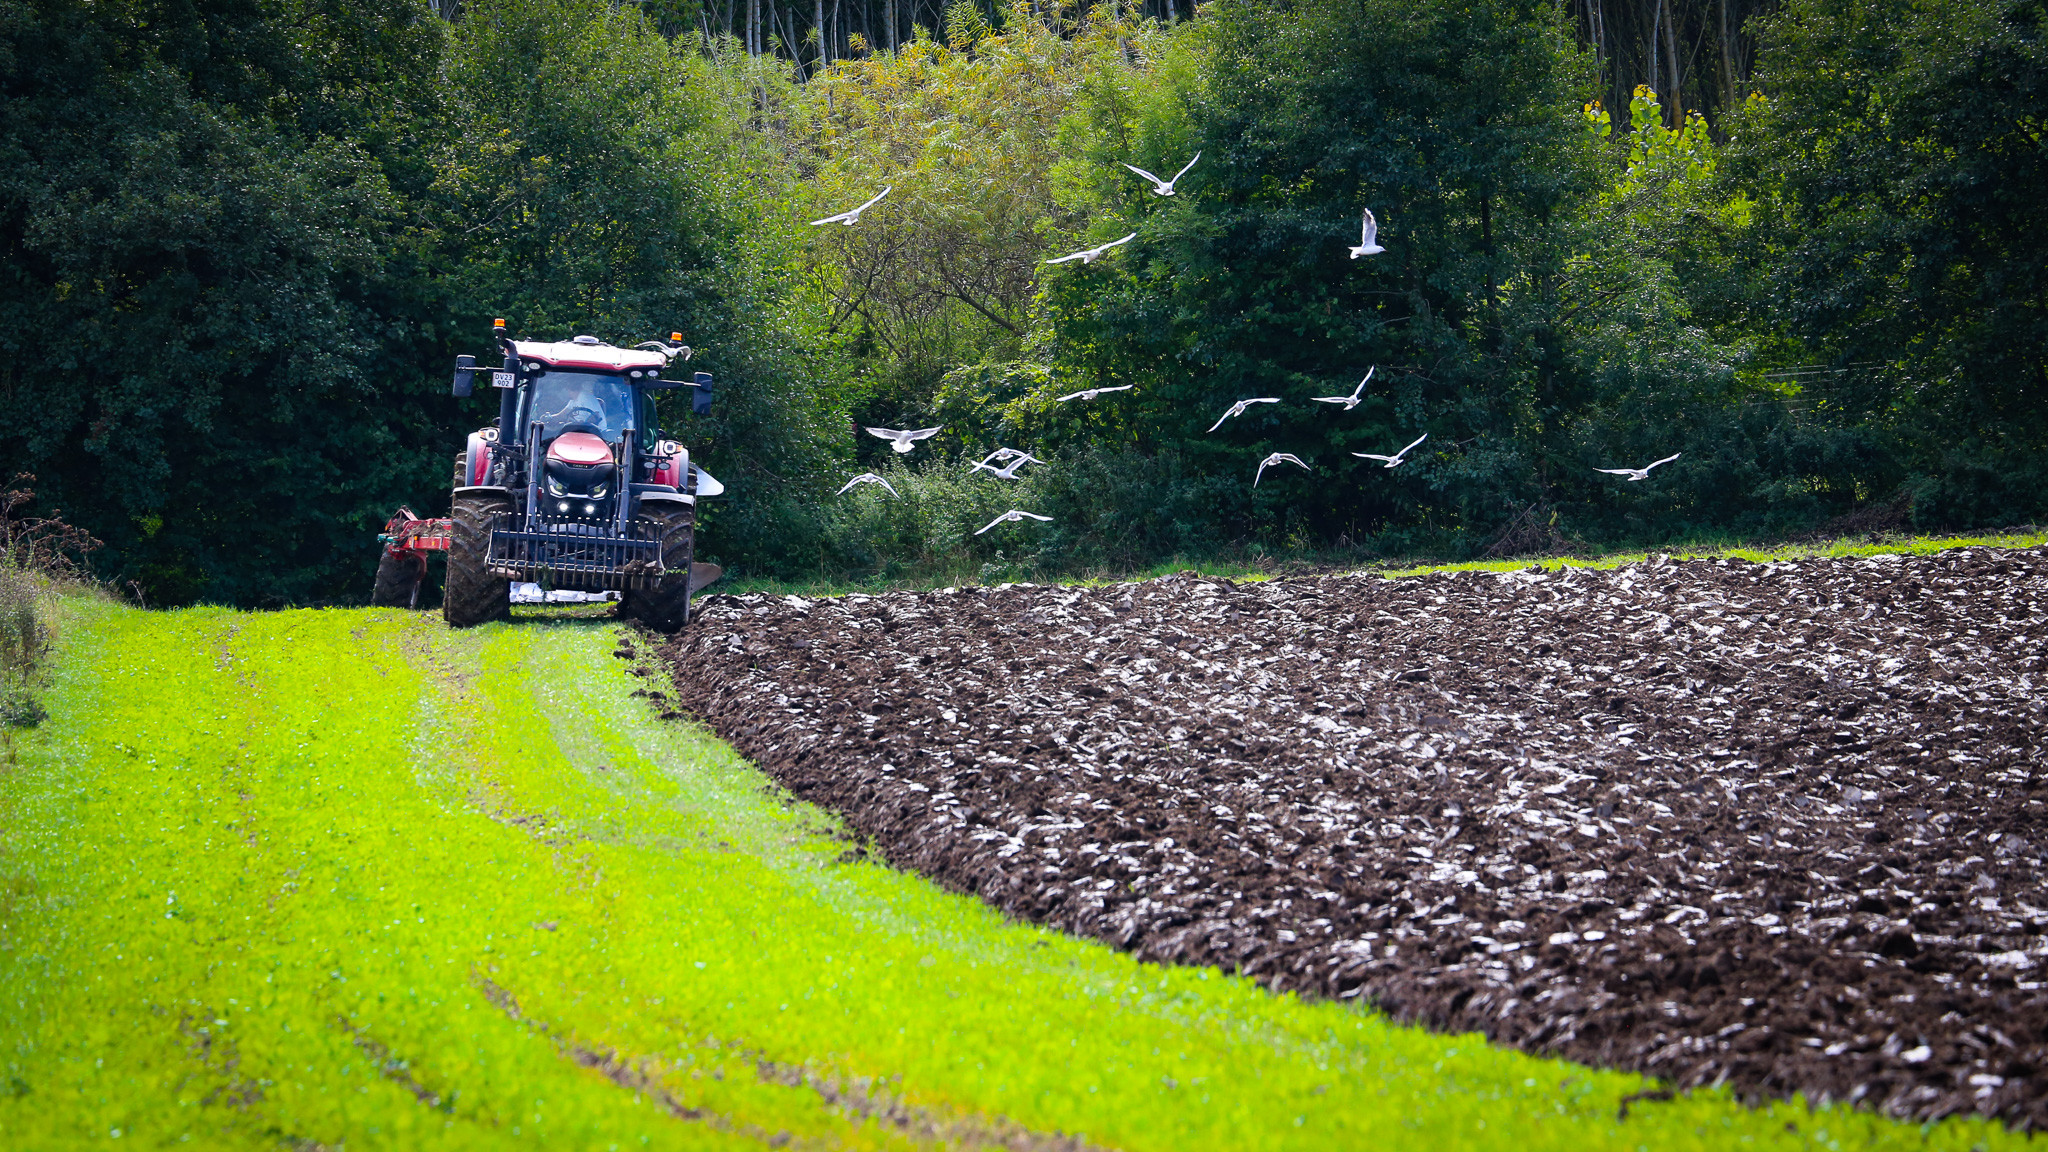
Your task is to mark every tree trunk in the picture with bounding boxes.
[814,0,824,71]
[1661,0,1683,123]
[1719,0,1737,113]
[1646,0,1660,115]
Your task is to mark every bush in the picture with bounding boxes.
[0,475,102,731]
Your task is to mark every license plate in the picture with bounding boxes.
[492,371,515,388]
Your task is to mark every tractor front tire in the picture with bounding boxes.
[443,491,512,628]
[619,504,694,632]
[372,550,427,609]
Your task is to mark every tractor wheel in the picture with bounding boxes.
[619,504,694,631]
[443,490,511,628]
[451,451,467,489]
[372,550,427,609]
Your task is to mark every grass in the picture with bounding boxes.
[718,526,2048,597]
[0,595,2030,1149]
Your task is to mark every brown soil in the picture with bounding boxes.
[652,547,2048,1129]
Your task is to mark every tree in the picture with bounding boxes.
[1736,0,2048,525]
[1043,0,1602,545]
[0,0,455,604]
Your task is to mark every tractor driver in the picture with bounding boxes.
[531,374,631,442]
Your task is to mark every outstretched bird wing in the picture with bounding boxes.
[1646,452,1682,470]
[906,426,942,441]
[1055,389,1094,402]
[852,186,893,215]
[1171,152,1202,184]
[1044,250,1089,265]
[974,513,1014,535]
[864,426,904,440]
[1361,208,1379,247]
[1396,432,1428,458]
[1593,467,1638,477]
[808,209,851,226]
[1206,409,1236,433]
[1121,162,1166,187]
[1352,453,1397,464]
[1352,366,1375,397]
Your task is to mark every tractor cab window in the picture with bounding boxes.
[522,372,636,443]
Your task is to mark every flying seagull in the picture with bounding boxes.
[810,187,892,227]
[1353,432,1428,468]
[971,447,1032,469]
[1349,208,1387,258]
[836,472,900,497]
[865,425,943,454]
[1254,453,1312,487]
[974,509,1053,535]
[1122,152,1201,196]
[1206,397,1281,433]
[1311,367,1376,411]
[1595,452,1681,481]
[971,454,1041,480]
[634,340,693,361]
[1056,385,1135,402]
[1046,233,1138,266]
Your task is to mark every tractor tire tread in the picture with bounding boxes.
[443,491,511,628]
[372,550,427,609]
[620,505,694,632]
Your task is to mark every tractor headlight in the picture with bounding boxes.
[583,502,597,516]
[546,475,566,497]
[590,482,608,498]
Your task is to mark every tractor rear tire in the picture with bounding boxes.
[372,550,427,609]
[619,504,694,632]
[443,490,512,628]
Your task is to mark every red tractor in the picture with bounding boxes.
[375,320,724,629]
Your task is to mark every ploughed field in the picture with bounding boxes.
[654,547,2048,1129]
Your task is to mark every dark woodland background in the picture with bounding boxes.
[2,0,2042,602]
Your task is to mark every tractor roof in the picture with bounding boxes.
[511,337,668,373]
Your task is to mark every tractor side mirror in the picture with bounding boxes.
[452,354,477,398]
[692,372,713,416]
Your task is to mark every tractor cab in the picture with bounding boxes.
[454,332,722,505]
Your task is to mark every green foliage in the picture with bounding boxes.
[2,596,2035,1149]
[1733,0,2048,528]
[803,444,1246,581]
[0,0,845,603]
[0,0,457,606]
[2,0,2042,598]
[1039,0,1603,545]
[0,568,44,729]
[437,1,849,573]
[785,7,1165,461]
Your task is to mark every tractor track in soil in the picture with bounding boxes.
[651,547,2048,1129]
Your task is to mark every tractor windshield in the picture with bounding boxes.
[523,372,636,443]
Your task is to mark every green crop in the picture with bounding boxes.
[0,598,2024,1149]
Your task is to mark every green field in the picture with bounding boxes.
[0,595,2026,1149]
